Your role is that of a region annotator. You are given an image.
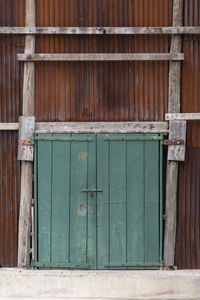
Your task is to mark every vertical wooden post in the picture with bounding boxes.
[164,0,183,267]
[18,0,35,268]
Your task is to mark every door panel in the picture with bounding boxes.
[97,134,162,269]
[34,133,162,269]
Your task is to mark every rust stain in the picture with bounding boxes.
[76,202,87,217]
[78,152,88,161]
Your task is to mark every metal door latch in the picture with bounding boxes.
[163,139,184,146]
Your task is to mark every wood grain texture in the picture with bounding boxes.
[166,113,200,120]
[35,122,168,134]
[18,117,35,161]
[164,0,183,268]
[17,53,184,62]
[18,0,36,269]
[0,123,19,130]
[1,27,200,35]
[168,121,187,161]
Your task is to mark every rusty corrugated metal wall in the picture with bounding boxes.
[0,0,24,267]
[35,0,172,122]
[175,0,200,269]
[0,0,200,268]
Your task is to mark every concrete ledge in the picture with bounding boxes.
[0,269,200,299]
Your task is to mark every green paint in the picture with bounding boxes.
[34,134,163,269]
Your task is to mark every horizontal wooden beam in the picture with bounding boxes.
[35,122,168,134]
[1,26,200,35]
[17,53,184,62]
[0,122,168,133]
[166,113,200,120]
[0,123,19,130]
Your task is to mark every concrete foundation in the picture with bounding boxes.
[0,269,200,299]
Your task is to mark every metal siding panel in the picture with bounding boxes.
[51,136,71,263]
[0,131,20,267]
[176,147,200,269]
[34,0,172,122]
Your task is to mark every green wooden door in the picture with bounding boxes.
[34,133,163,269]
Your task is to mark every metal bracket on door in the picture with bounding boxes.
[81,189,103,193]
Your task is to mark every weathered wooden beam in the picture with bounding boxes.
[0,123,19,130]
[168,121,187,161]
[18,0,35,269]
[1,26,200,35]
[35,122,168,134]
[164,0,183,268]
[166,113,200,120]
[17,53,184,62]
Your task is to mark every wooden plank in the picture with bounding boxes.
[37,136,52,263]
[17,53,184,62]
[97,134,109,269]
[168,121,187,161]
[87,134,97,270]
[109,134,127,268]
[164,0,183,268]
[166,113,200,120]
[1,26,200,35]
[51,135,70,264]
[18,0,35,269]
[0,123,19,130]
[127,135,144,266]
[35,122,168,134]
[18,116,35,161]
[144,139,160,265]
[69,134,89,267]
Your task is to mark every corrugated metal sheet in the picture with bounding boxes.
[0,131,20,267]
[35,0,172,122]
[0,0,200,269]
[176,147,200,269]
[0,0,25,26]
[0,34,24,266]
[175,0,200,269]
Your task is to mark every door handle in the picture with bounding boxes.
[81,189,103,193]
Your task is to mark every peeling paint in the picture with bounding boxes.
[76,202,87,217]
[78,152,87,161]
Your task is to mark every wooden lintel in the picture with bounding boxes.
[0,26,200,35]
[17,53,184,62]
[166,113,200,121]
[0,123,19,130]
[35,122,168,134]
[0,122,169,133]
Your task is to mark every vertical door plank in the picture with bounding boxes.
[87,134,97,269]
[51,135,71,264]
[127,135,145,265]
[97,134,109,269]
[144,138,160,264]
[109,134,127,267]
[37,134,52,263]
[70,134,88,267]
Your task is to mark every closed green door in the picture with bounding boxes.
[34,133,163,269]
